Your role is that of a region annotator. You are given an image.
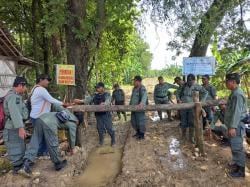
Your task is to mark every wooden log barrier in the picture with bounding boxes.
[68,98,225,153]
[68,99,224,112]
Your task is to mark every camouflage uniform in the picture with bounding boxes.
[225,87,247,168]
[3,89,28,169]
[24,106,77,164]
[85,92,115,145]
[202,84,217,128]
[154,83,178,120]
[130,85,148,136]
[211,109,228,139]
[112,89,126,121]
[177,83,208,141]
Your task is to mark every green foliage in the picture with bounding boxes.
[211,37,250,98]
[0,0,152,96]
[140,0,250,57]
[146,65,182,79]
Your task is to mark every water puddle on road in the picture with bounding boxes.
[160,137,187,171]
[73,146,122,187]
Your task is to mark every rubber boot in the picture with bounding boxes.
[189,127,195,144]
[229,165,245,178]
[181,128,187,141]
[12,164,23,175]
[23,159,32,174]
[99,134,104,145]
[228,162,238,171]
[221,137,230,147]
[133,130,140,138]
[137,132,145,140]
[54,159,67,171]
[111,132,116,146]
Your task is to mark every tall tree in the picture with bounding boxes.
[189,0,244,57]
[65,0,106,97]
[141,0,249,57]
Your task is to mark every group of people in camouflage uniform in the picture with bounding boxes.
[2,71,248,179]
[165,73,247,178]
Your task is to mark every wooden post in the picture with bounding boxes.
[193,91,204,156]
[84,112,88,128]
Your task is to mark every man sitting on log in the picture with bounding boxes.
[74,82,115,146]
[21,104,78,176]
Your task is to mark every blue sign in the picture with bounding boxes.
[183,57,216,75]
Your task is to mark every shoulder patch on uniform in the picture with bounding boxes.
[16,97,20,104]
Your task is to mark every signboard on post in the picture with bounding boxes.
[182,57,216,75]
[56,64,75,85]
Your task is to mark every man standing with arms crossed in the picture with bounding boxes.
[224,73,247,178]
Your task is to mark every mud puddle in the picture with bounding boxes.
[160,137,187,171]
[73,136,123,187]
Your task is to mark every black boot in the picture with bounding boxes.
[99,135,104,145]
[133,130,140,138]
[12,164,23,175]
[23,159,32,174]
[228,162,238,170]
[229,165,245,178]
[54,159,67,171]
[221,137,230,147]
[111,132,116,146]
[137,132,145,140]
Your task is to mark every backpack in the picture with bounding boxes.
[0,97,5,130]
[138,87,149,105]
[0,92,12,130]
[26,85,40,115]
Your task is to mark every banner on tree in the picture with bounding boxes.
[56,64,75,85]
[183,57,216,75]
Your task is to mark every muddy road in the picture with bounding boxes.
[1,112,250,187]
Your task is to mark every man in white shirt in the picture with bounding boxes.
[30,74,64,156]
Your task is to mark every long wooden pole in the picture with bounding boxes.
[193,91,204,156]
[68,99,224,112]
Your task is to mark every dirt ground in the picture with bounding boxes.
[0,77,250,186]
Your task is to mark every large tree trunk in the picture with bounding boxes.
[65,0,106,98]
[189,0,243,57]
[65,0,88,98]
